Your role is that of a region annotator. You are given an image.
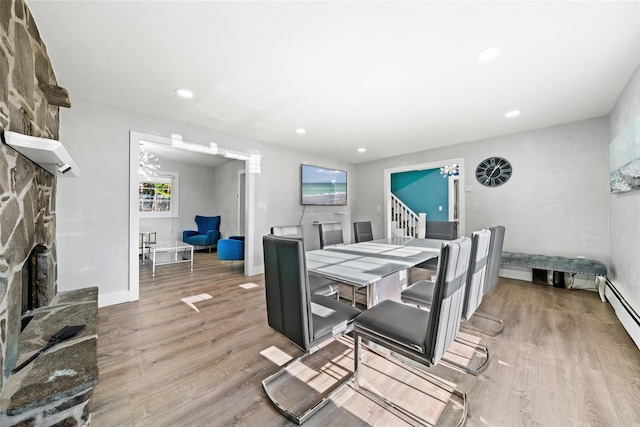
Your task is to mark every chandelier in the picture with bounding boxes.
[440,164,459,178]
[139,149,160,178]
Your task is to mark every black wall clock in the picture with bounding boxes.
[476,157,512,187]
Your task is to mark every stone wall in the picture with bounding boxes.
[0,0,60,394]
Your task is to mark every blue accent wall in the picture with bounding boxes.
[391,168,448,221]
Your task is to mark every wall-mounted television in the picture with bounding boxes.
[301,164,347,206]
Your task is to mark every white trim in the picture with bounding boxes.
[499,266,533,282]
[129,134,140,303]
[245,164,258,276]
[127,131,259,306]
[384,158,465,238]
[238,169,246,236]
[606,279,640,350]
[98,290,133,308]
[448,175,459,222]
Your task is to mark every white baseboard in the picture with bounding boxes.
[247,264,264,276]
[499,266,597,291]
[98,290,134,308]
[606,279,640,350]
[499,266,532,282]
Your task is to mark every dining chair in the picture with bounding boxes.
[353,221,374,243]
[270,225,339,299]
[401,230,491,375]
[352,237,471,426]
[261,235,361,424]
[415,221,458,271]
[464,225,505,336]
[425,221,457,240]
[318,222,344,248]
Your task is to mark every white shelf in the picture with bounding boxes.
[2,131,81,177]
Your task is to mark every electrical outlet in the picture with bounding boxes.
[438,206,443,211]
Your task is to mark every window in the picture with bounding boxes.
[139,172,179,218]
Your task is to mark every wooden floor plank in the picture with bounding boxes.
[90,254,640,426]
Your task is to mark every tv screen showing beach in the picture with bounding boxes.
[301,164,347,206]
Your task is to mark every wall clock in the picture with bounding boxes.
[476,157,512,187]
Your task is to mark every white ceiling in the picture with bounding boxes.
[27,1,640,164]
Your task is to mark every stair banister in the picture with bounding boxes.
[388,193,425,238]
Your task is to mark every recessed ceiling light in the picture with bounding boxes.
[477,45,502,61]
[505,110,520,118]
[358,148,366,153]
[296,128,306,134]
[175,88,194,98]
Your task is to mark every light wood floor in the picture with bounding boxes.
[91,252,640,426]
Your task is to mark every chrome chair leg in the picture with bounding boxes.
[461,310,504,337]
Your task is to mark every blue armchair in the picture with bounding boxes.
[217,236,244,271]
[182,215,221,252]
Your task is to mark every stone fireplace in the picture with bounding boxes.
[21,245,54,316]
[0,1,97,425]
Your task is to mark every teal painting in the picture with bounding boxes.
[609,116,640,194]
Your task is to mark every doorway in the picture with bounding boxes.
[384,158,465,238]
[128,131,257,302]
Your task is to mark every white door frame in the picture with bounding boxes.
[238,169,246,236]
[128,131,258,302]
[383,157,465,238]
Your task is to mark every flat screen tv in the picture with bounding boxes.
[301,164,347,206]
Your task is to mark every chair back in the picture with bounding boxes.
[319,223,344,248]
[270,225,304,238]
[353,221,374,243]
[195,215,221,235]
[484,225,505,295]
[425,221,456,240]
[425,236,471,364]
[462,230,491,320]
[262,235,313,351]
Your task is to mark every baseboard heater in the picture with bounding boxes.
[605,279,640,350]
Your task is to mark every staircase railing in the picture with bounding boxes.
[388,193,426,238]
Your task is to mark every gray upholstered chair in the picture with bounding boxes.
[426,221,457,240]
[261,235,361,424]
[352,237,471,425]
[401,230,491,375]
[318,222,344,248]
[270,225,339,299]
[415,221,458,271]
[484,225,505,295]
[465,225,505,336]
[353,221,374,243]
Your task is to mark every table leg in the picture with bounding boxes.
[190,247,194,271]
[152,250,156,278]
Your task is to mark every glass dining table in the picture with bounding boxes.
[306,237,446,308]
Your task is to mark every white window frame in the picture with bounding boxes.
[139,171,180,218]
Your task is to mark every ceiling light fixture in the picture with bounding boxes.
[296,128,306,134]
[477,45,502,61]
[358,148,366,153]
[440,164,459,178]
[175,88,194,98]
[505,110,521,118]
[139,148,160,178]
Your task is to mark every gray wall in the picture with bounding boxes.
[608,64,640,313]
[355,117,611,264]
[56,96,354,304]
[209,159,245,239]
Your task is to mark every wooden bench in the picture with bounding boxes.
[501,252,607,301]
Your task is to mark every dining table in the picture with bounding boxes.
[306,236,447,308]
